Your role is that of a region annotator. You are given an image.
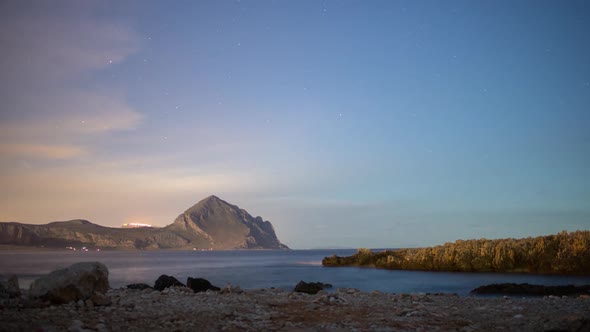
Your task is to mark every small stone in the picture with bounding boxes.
[68,319,84,332]
[513,314,524,319]
[126,283,153,290]
[294,281,331,295]
[95,323,108,332]
[91,292,112,306]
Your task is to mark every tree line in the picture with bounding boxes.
[322,231,590,274]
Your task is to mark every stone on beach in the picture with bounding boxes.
[126,283,153,290]
[153,275,184,291]
[471,283,590,297]
[186,277,220,293]
[29,262,109,304]
[294,280,333,294]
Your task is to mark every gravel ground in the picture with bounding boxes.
[2,287,589,332]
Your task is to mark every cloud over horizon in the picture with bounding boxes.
[0,1,142,161]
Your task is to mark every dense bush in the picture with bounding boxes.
[322,231,590,275]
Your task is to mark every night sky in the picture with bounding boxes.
[1,0,589,248]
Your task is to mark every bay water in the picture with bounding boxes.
[1,249,589,295]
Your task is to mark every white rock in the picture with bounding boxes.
[30,262,109,304]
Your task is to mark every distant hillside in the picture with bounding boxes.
[0,196,288,250]
[323,231,590,275]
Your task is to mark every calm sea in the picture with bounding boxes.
[1,249,589,295]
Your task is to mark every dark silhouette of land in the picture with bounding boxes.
[0,195,288,250]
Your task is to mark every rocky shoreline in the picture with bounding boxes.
[2,286,590,331]
[2,262,590,331]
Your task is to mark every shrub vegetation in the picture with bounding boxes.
[322,231,590,274]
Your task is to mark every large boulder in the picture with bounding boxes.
[186,277,220,293]
[154,275,184,291]
[0,275,21,299]
[294,281,333,295]
[29,262,109,304]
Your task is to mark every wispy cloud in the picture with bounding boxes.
[0,90,142,140]
[0,2,139,86]
[0,143,86,160]
[0,1,142,161]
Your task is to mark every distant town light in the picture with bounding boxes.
[122,223,153,228]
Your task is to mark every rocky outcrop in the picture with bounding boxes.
[294,281,333,294]
[29,262,109,304]
[471,283,590,296]
[154,275,184,291]
[0,195,289,250]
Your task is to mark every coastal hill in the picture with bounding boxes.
[323,231,590,275]
[0,195,288,250]
[166,195,288,250]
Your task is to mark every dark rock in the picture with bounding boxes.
[154,275,184,291]
[471,283,590,297]
[126,283,153,290]
[294,281,333,295]
[186,277,220,293]
[29,262,109,304]
[0,275,21,299]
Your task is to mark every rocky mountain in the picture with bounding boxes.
[167,195,288,250]
[0,196,288,250]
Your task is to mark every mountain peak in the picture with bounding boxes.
[201,195,224,204]
[183,195,233,215]
[172,195,288,250]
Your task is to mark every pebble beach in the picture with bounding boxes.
[2,286,590,332]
